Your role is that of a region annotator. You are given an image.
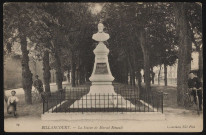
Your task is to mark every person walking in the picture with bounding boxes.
[33,75,44,94]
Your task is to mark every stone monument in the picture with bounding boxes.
[70,23,135,108]
[41,23,165,121]
[89,23,115,95]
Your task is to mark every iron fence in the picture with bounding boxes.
[43,87,163,114]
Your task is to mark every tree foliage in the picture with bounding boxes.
[4,2,202,105]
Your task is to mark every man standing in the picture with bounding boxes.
[33,75,44,94]
[188,72,202,111]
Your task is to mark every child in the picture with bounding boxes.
[7,90,19,116]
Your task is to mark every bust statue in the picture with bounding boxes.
[92,23,110,42]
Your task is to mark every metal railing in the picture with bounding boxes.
[42,87,163,114]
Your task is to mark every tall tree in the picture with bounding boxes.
[174,2,202,106]
[174,3,193,106]
[42,45,51,94]
[27,3,59,94]
[3,3,36,104]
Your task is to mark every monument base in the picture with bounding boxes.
[88,83,116,95]
[69,93,135,109]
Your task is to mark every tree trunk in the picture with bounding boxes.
[34,61,37,76]
[52,71,55,83]
[43,49,51,95]
[76,69,79,86]
[75,53,80,86]
[85,70,90,82]
[125,61,129,84]
[140,29,151,94]
[136,67,142,92]
[151,67,155,84]
[198,46,203,81]
[4,88,8,102]
[20,34,33,104]
[174,3,192,106]
[79,68,82,85]
[130,70,132,85]
[54,51,63,90]
[158,65,162,85]
[132,70,136,85]
[67,68,70,83]
[129,65,135,86]
[71,51,76,87]
[79,66,85,85]
[127,54,135,86]
[83,66,86,83]
[164,64,167,86]
[132,51,136,86]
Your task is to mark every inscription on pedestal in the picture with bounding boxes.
[95,63,108,74]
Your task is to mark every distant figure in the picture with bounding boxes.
[188,72,202,111]
[143,74,151,83]
[33,75,44,94]
[151,71,155,84]
[143,74,145,83]
[7,90,19,116]
[67,72,70,83]
[136,71,142,83]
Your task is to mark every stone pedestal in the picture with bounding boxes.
[89,42,115,95]
[70,42,136,109]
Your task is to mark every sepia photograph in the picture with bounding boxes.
[3,2,203,132]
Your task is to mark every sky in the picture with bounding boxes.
[89,3,104,15]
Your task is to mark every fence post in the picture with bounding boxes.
[148,93,149,112]
[112,93,114,113]
[108,93,109,110]
[43,100,44,114]
[130,93,132,112]
[162,91,163,113]
[95,93,96,113]
[144,93,145,112]
[90,94,92,111]
[117,93,118,111]
[86,93,87,109]
[68,98,70,113]
[126,90,127,112]
[152,93,154,112]
[82,89,83,114]
[134,91,136,112]
[104,93,105,112]
[56,98,57,113]
[60,97,62,112]
[99,93,100,110]
[121,92,123,113]
[139,97,140,112]
[47,99,49,113]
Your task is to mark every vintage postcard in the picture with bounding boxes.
[4,2,203,132]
